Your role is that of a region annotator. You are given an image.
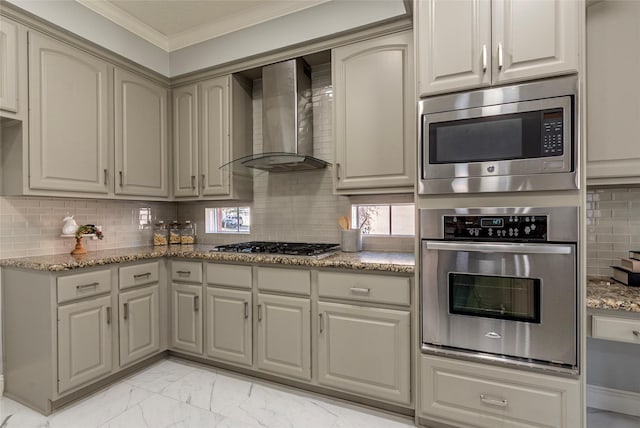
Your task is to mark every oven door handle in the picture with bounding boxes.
[424,241,573,255]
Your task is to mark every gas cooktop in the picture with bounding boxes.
[210,241,340,256]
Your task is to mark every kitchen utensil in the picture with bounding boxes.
[338,216,350,230]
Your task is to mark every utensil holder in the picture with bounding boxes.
[341,229,362,252]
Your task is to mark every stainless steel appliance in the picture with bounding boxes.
[418,76,579,194]
[211,241,339,256]
[420,206,579,375]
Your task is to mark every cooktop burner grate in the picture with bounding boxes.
[210,241,340,256]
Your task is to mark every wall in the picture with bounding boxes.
[586,186,640,395]
[586,187,640,277]
[4,0,170,75]
[177,63,413,252]
[0,197,176,259]
[5,0,407,78]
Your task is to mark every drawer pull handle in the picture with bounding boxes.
[106,306,112,325]
[258,304,263,322]
[176,270,191,275]
[319,313,324,333]
[480,394,508,407]
[123,302,129,320]
[244,301,249,319]
[633,330,640,337]
[134,272,152,279]
[350,287,370,295]
[194,296,199,312]
[76,282,99,290]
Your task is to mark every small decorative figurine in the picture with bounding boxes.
[62,216,79,235]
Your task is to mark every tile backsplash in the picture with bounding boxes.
[0,63,413,260]
[0,197,176,259]
[587,187,640,277]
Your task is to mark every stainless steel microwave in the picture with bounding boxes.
[418,76,579,194]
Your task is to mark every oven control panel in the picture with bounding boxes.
[443,215,548,241]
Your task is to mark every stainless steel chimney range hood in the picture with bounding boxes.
[225,58,329,173]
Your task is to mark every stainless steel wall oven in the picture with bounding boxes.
[420,206,579,375]
[418,76,579,194]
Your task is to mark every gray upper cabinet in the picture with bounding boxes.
[416,0,580,97]
[0,16,20,114]
[115,68,169,197]
[333,31,415,194]
[172,74,252,200]
[586,0,640,184]
[28,32,110,194]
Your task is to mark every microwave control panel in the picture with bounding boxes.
[443,215,548,241]
[542,109,564,156]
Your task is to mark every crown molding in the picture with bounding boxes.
[75,0,331,53]
[168,0,330,51]
[75,0,169,51]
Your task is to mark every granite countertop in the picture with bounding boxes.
[587,276,640,313]
[0,245,415,274]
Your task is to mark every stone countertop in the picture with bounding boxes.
[0,245,415,274]
[587,276,640,313]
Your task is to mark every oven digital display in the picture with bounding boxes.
[480,218,504,228]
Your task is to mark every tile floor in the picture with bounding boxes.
[1,358,638,428]
[0,358,414,428]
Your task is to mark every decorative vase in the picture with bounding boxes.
[71,237,87,255]
[62,216,79,235]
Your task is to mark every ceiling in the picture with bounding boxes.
[76,0,331,52]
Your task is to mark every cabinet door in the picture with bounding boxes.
[205,287,252,366]
[492,0,579,85]
[256,294,310,381]
[333,31,414,193]
[200,75,230,196]
[416,0,491,96]
[115,68,168,197]
[171,282,202,354]
[119,284,160,366]
[173,84,200,197]
[58,295,113,393]
[586,0,640,183]
[317,301,410,405]
[0,17,19,113]
[28,32,109,194]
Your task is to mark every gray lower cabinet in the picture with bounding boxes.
[119,284,160,366]
[205,287,252,366]
[317,301,410,405]
[57,294,114,394]
[256,293,311,381]
[171,282,203,354]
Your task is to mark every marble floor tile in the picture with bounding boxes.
[6,358,638,428]
[587,409,640,428]
[0,358,413,428]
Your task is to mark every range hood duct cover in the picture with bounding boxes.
[239,58,329,172]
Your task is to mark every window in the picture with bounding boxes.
[351,204,415,236]
[205,207,251,234]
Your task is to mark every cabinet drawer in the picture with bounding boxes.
[57,269,112,304]
[257,267,310,296]
[592,315,640,344]
[119,261,159,290]
[318,271,410,306]
[171,261,202,283]
[206,263,252,289]
[420,355,580,428]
